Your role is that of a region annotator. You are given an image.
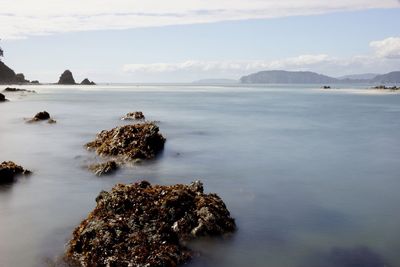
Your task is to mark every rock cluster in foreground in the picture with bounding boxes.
[0,161,31,184]
[86,122,165,161]
[65,180,236,266]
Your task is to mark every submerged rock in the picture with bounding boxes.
[27,111,56,123]
[58,70,76,85]
[86,122,165,161]
[0,93,7,102]
[121,111,145,121]
[3,87,36,93]
[88,161,118,176]
[65,180,236,266]
[81,78,96,85]
[0,161,31,184]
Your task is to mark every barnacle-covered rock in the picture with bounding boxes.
[88,161,118,176]
[86,122,165,161]
[0,161,31,184]
[65,181,236,266]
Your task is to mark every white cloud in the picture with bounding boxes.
[0,0,399,39]
[122,37,400,81]
[370,37,400,58]
[123,55,333,73]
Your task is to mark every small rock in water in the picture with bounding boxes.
[86,122,165,161]
[27,111,56,123]
[34,111,50,120]
[0,161,31,184]
[88,161,118,176]
[65,180,236,266]
[3,87,36,93]
[0,93,7,102]
[121,111,145,120]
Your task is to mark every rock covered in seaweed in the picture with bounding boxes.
[121,111,145,121]
[88,161,118,176]
[86,122,165,161]
[0,161,31,184]
[65,180,236,266]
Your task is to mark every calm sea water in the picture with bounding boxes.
[0,84,399,267]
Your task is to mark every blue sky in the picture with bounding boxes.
[1,1,400,82]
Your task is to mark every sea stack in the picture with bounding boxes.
[81,78,96,85]
[58,70,76,84]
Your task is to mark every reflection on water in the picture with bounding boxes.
[0,84,400,267]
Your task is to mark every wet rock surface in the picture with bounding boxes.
[86,122,165,161]
[88,161,118,176]
[3,87,36,93]
[0,93,7,102]
[0,161,31,184]
[27,111,57,123]
[121,111,145,121]
[65,180,236,266]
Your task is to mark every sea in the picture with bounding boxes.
[0,84,399,267]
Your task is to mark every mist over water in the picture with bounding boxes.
[0,84,399,267]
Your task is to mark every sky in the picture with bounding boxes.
[0,0,400,83]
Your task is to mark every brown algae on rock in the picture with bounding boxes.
[88,161,118,176]
[85,122,165,161]
[65,180,236,266]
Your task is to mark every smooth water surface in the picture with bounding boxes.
[0,84,399,267]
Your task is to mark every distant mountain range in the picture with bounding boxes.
[239,70,400,84]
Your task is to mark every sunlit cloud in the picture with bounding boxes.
[370,37,400,59]
[0,0,399,39]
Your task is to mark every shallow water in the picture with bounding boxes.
[0,84,399,267]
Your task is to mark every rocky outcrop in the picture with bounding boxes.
[58,70,76,85]
[0,161,31,184]
[0,61,30,84]
[86,122,165,161]
[81,78,96,85]
[374,85,399,90]
[65,180,236,267]
[3,87,36,93]
[88,161,118,176]
[27,111,56,124]
[121,111,145,121]
[0,93,7,102]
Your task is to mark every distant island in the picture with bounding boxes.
[240,70,400,84]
